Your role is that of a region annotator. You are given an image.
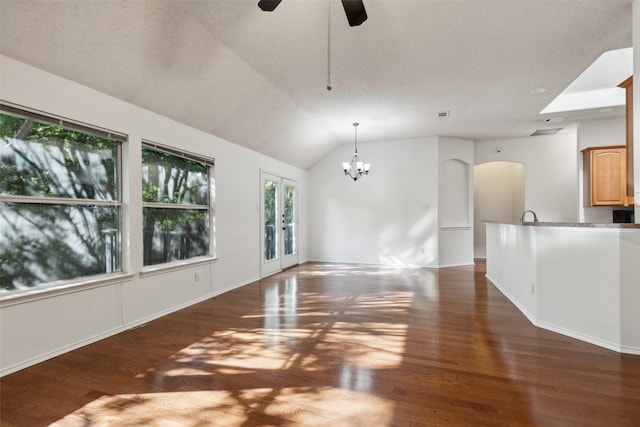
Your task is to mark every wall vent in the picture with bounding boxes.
[436,111,450,118]
[531,128,563,136]
[544,117,565,123]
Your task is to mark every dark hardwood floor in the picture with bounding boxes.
[1,261,639,426]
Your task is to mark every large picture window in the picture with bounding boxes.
[0,105,124,292]
[142,143,213,267]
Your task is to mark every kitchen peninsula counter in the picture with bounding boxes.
[485,221,640,355]
[485,220,640,228]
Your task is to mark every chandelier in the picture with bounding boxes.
[342,123,371,181]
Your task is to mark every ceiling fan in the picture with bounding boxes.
[258,0,368,27]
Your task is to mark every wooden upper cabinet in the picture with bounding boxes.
[618,76,633,198]
[583,146,627,206]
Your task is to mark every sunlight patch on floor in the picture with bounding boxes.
[155,316,408,378]
[298,263,425,277]
[53,387,396,427]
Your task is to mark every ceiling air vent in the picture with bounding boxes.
[531,128,563,136]
[436,111,450,118]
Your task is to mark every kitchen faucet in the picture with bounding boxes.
[520,210,538,222]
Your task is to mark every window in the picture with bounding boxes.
[142,142,213,267]
[0,105,124,292]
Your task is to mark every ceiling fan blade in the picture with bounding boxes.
[258,0,282,12]
[341,0,367,26]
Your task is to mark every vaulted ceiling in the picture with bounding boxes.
[0,0,633,169]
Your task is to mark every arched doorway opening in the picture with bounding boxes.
[473,161,525,258]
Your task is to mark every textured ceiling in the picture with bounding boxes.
[0,0,633,169]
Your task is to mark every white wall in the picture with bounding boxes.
[308,136,474,268]
[438,137,475,267]
[475,133,578,223]
[620,229,640,351]
[485,223,537,322]
[634,1,640,222]
[577,115,630,223]
[578,116,626,150]
[475,116,630,232]
[535,227,621,349]
[0,55,309,376]
[486,222,640,354]
[474,133,577,259]
[309,137,440,267]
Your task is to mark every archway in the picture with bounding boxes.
[473,161,525,258]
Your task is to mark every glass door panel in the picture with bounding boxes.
[260,172,298,277]
[282,179,297,269]
[261,172,281,277]
[264,178,278,262]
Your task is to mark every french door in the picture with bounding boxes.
[260,171,298,277]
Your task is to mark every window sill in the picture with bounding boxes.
[140,256,218,278]
[0,273,136,308]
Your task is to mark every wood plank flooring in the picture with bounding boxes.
[1,261,639,426]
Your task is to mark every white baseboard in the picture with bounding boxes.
[534,320,621,354]
[619,345,640,355]
[485,274,639,355]
[122,292,216,330]
[0,325,125,377]
[0,280,261,378]
[485,274,536,325]
[437,261,476,268]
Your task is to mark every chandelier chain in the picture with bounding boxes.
[353,122,358,153]
[327,2,332,91]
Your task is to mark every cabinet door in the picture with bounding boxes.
[590,148,626,206]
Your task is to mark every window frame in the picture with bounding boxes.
[140,140,215,271]
[0,103,127,296]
